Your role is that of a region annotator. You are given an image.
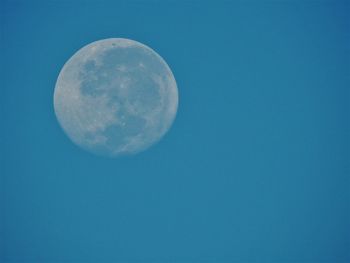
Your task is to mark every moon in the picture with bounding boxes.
[54,38,178,157]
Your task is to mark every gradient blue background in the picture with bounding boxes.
[1,0,349,262]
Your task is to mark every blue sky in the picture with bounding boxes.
[1,0,349,262]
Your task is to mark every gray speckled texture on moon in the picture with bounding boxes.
[54,38,178,157]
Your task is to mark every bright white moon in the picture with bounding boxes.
[54,38,178,157]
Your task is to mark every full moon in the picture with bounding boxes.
[54,38,178,157]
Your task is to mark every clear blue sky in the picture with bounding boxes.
[1,0,349,262]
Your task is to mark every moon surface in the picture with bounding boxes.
[54,38,178,157]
